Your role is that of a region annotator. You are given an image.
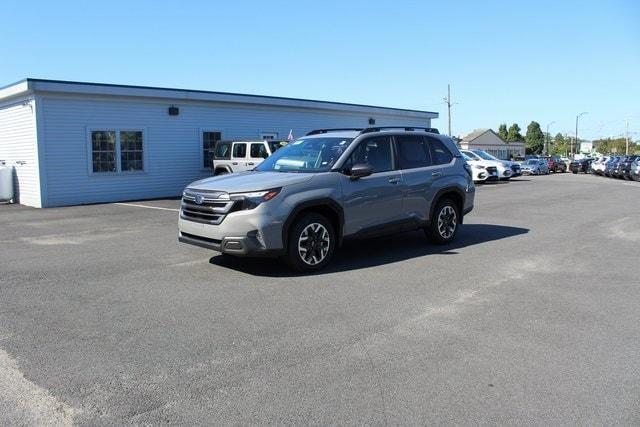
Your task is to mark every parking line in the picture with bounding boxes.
[114,202,179,212]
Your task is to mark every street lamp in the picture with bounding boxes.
[574,112,588,156]
[545,121,556,155]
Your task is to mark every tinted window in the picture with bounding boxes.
[232,143,247,158]
[429,138,453,165]
[250,143,269,158]
[396,135,432,169]
[345,136,394,173]
[213,141,231,160]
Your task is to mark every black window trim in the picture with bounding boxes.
[87,127,147,175]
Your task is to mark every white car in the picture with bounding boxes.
[461,149,504,181]
[468,149,514,180]
[590,156,609,175]
[212,140,282,175]
[461,152,498,183]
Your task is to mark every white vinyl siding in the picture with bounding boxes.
[36,93,433,207]
[0,98,41,207]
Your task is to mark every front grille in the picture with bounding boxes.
[511,165,521,172]
[486,166,498,174]
[180,190,236,225]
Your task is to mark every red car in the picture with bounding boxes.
[541,155,567,173]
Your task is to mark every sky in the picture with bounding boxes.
[2,0,639,141]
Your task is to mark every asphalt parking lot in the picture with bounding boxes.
[1,173,639,425]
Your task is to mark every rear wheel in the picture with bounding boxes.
[285,213,335,272]
[425,198,460,244]
[214,168,229,176]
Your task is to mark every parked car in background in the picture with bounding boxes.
[546,155,567,173]
[521,158,549,175]
[611,156,630,178]
[631,157,640,181]
[590,156,609,175]
[620,155,639,180]
[462,152,499,183]
[569,158,592,174]
[212,140,281,175]
[468,149,513,180]
[604,156,620,177]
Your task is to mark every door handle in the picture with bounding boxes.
[247,162,255,166]
[388,177,400,184]
[431,171,443,177]
[232,162,238,165]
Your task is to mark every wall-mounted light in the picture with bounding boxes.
[168,105,179,116]
[368,118,376,125]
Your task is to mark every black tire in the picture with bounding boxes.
[572,171,578,174]
[214,169,229,176]
[425,198,460,244]
[285,213,336,272]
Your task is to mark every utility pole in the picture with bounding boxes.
[545,121,556,155]
[575,112,588,156]
[625,119,630,155]
[443,84,453,137]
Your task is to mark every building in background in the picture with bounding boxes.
[0,79,437,207]
[458,129,525,159]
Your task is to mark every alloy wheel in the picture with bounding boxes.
[297,223,331,266]
[437,205,457,239]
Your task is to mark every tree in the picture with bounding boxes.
[525,121,545,154]
[498,123,508,141]
[506,123,523,142]
[551,133,567,155]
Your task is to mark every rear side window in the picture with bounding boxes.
[428,138,453,165]
[395,135,432,169]
[232,143,247,158]
[213,141,231,160]
[250,143,269,159]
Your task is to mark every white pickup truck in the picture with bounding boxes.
[212,140,282,175]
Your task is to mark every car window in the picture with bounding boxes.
[232,143,247,158]
[214,141,231,160]
[395,135,432,169]
[429,138,454,165]
[345,136,394,173]
[250,143,269,159]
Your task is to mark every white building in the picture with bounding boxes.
[458,128,525,159]
[0,79,437,207]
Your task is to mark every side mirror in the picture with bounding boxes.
[349,163,373,180]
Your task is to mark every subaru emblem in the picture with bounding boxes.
[194,194,205,205]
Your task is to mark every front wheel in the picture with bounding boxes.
[285,213,336,272]
[425,199,460,244]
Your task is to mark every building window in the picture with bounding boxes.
[91,131,117,172]
[120,131,144,171]
[89,129,145,174]
[203,131,222,169]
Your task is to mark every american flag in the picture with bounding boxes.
[287,129,294,141]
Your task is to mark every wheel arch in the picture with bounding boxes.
[429,187,465,225]
[282,199,344,251]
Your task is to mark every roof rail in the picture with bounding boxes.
[359,126,440,135]
[305,128,364,136]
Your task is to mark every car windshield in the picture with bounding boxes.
[255,137,354,173]
[472,150,498,161]
[524,159,538,165]
[462,151,481,160]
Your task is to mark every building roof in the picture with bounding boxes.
[0,78,438,119]
[461,128,496,142]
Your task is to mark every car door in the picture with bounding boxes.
[231,142,248,172]
[394,134,441,223]
[339,135,405,235]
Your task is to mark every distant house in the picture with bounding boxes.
[458,129,525,159]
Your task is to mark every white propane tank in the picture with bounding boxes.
[0,162,15,202]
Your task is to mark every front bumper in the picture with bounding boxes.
[178,231,282,257]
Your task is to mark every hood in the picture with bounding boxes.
[187,171,314,193]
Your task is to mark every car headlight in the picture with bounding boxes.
[229,188,281,210]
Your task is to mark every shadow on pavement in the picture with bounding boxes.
[209,223,529,277]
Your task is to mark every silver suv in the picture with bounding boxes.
[179,127,475,271]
